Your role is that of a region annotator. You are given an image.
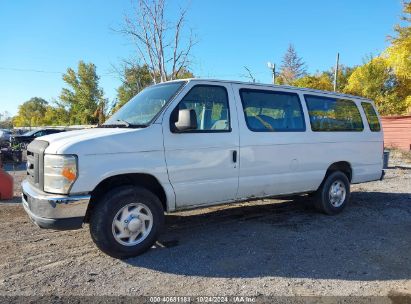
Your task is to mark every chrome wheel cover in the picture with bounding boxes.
[112,203,153,246]
[328,180,346,208]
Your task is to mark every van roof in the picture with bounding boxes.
[168,78,373,102]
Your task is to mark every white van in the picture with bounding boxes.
[22,79,384,258]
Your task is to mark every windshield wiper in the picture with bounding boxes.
[116,119,131,127]
[99,120,147,128]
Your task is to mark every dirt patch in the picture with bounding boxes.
[387,148,411,167]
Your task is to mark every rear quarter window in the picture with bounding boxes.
[304,95,364,132]
[361,102,381,132]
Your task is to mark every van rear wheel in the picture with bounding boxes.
[314,171,350,215]
[89,186,164,259]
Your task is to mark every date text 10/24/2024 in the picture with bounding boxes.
[148,296,256,303]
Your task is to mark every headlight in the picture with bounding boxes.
[44,155,78,194]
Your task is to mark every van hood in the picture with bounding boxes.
[39,127,147,155]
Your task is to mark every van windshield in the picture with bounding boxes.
[103,81,186,128]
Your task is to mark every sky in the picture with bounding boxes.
[0,0,404,116]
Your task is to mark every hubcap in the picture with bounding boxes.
[112,203,153,246]
[328,180,346,208]
[128,218,143,233]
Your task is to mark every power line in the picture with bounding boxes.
[0,67,118,78]
[0,66,266,80]
[0,67,63,74]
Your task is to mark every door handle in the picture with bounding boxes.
[232,150,237,163]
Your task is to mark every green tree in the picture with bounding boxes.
[171,67,194,80]
[292,72,333,91]
[278,44,307,84]
[291,65,354,92]
[345,2,411,115]
[345,56,409,115]
[60,61,106,125]
[115,64,153,111]
[94,98,109,125]
[113,64,194,113]
[329,65,356,92]
[43,104,69,126]
[384,1,411,113]
[13,97,48,127]
[385,2,411,80]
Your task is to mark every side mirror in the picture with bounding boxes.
[174,109,197,132]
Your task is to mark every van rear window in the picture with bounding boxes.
[304,95,364,132]
[361,102,381,132]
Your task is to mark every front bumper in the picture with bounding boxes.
[21,180,90,230]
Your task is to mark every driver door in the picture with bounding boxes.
[162,82,240,208]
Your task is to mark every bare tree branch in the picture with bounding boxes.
[171,6,186,78]
[175,29,197,78]
[119,0,196,83]
[243,66,256,83]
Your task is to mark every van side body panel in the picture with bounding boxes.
[231,83,383,200]
[352,100,384,183]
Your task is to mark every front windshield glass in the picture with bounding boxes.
[104,81,186,127]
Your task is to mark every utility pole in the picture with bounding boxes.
[267,62,276,84]
[333,52,339,92]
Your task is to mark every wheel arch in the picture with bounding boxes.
[324,161,353,183]
[84,173,169,223]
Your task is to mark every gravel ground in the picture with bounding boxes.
[0,155,410,298]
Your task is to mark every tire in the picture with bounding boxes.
[89,186,164,259]
[313,171,350,215]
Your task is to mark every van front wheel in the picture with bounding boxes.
[314,171,350,215]
[89,186,164,259]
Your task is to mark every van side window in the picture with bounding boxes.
[239,89,305,132]
[361,102,381,132]
[176,85,230,132]
[304,95,364,132]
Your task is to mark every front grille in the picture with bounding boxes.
[26,150,38,184]
[26,140,49,190]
